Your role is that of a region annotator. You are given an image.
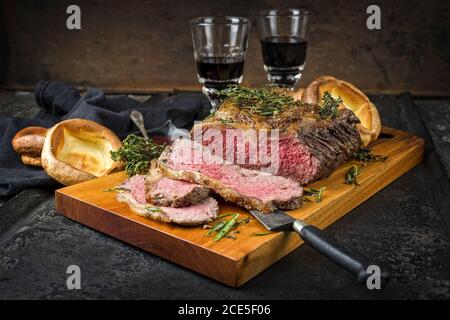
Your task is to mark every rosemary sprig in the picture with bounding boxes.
[205,213,251,241]
[303,187,326,203]
[146,206,162,213]
[206,220,227,237]
[214,214,240,242]
[110,134,165,176]
[251,231,273,236]
[345,166,360,186]
[319,91,342,119]
[218,85,296,117]
[353,146,388,163]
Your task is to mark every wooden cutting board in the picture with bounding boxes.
[55,127,424,287]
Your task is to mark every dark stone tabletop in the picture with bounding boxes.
[0,91,449,300]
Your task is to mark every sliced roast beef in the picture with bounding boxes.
[119,174,147,203]
[145,167,209,207]
[194,99,361,184]
[117,175,218,226]
[159,138,303,213]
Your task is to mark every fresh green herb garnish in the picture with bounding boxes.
[319,91,342,119]
[303,187,326,203]
[206,220,227,237]
[345,165,360,186]
[218,85,296,117]
[205,213,248,242]
[110,134,165,176]
[251,231,273,236]
[145,206,162,213]
[214,214,240,242]
[353,146,388,163]
[219,118,234,124]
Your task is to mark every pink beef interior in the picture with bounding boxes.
[118,175,218,225]
[199,126,319,184]
[160,197,217,222]
[152,176,198,197]
[278,135,320,184]
[166,139,303,202]
[120,175,146,203]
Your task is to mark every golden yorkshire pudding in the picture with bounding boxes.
[12,126,48,167]
[301,76,381,146]
[41,119,122,186]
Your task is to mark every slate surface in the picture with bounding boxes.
[0,91,449,299]
[415,99,450,179]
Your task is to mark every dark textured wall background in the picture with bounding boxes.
[1,0,449,95]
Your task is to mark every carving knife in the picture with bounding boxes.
[249,209,389,285]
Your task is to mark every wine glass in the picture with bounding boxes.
[257,9,310,90]
[190,16,250,112]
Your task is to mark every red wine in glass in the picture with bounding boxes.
[260,36,308,88]
[191,16,250,112]
[257,9,310,90]
[260,36,308,69]
[196,57,245,90]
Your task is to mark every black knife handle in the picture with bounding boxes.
[293,221,389,286]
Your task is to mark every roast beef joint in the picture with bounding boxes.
[117,86,363,221]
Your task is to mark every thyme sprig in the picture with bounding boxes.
[319,91,342,119]
[110,134,165,176]
[345,165,360,186]
[218,85,296,117]
[353,146,388,163]
[303,187,326,203]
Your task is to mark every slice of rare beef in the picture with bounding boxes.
[159,138,303,213]
[145,167,210,207]
[117,175,218,226]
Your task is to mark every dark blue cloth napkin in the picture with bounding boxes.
[0,81,209,197]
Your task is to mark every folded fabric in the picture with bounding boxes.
[0,81,210,197]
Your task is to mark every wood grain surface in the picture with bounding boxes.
[55,126,424,287]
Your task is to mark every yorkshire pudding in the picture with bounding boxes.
[12,126,48,167]
[41,119,122,186]
[302,76,381,146]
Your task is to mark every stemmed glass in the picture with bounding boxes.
[257,9,310,90]
[190,16,250,112]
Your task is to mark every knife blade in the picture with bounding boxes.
[249,209,389,286]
